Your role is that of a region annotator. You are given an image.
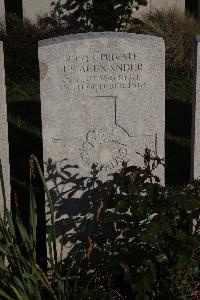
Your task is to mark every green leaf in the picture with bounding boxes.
[0,245,11,257]
[156,253,168,263]
[0,289,14,300]
[6,211,16,239]
[29,183,37,263]
[0,258,8,272]
[10,285,25,300]
[16,216,30,243]
[116,200,130,212]
[176,230,187,241]
[35,267,55,297]
[33,156,58,266]
[101,216,114,225]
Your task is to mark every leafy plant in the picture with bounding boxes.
[0,167,55,299]
[85,149,200,299]
[0,150,199,299]
[48,0,147,32]
[0,156,103,300]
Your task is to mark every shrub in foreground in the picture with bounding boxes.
[0,150,199,299]
[87,149,200,298]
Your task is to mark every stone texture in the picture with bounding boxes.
[0,42,10,216]
[39,32,165,254]
[191,36,200,179]
[0,0,5,24]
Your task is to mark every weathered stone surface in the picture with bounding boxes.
[191,36,200,179]
[0,0,5,24]
[39,32,165,254]
[0,42,10,216]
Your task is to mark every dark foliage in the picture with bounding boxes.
[1,14,69,83]
[0,148,199,298]
[1,0,147,83]
[70,149,200,299]
[47,0,147,32]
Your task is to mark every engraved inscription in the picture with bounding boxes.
[60,52,146,93]
[80,126,128,172]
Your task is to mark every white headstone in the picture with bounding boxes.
[0,42,10,216]
[0,0,5,24]
[39,32,165,255]
[191,36,200,179]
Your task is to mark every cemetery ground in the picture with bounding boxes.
[0,8,199,300]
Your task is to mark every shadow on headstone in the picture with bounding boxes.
[45,158,117,260]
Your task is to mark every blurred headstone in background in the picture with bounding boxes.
[0,42,10,216]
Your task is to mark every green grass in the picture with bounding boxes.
[7,80,42,188]
[7,80,44,253]
[8,115,41,139]
[165,72,193,184]
[7,80,40,103]
[166,75,193,103]
[166,133,190,149]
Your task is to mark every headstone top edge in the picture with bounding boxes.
[38,32,164,48]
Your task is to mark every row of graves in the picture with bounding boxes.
[21,0,186,22]
[0,32,199,256]
[1,0,186,24]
